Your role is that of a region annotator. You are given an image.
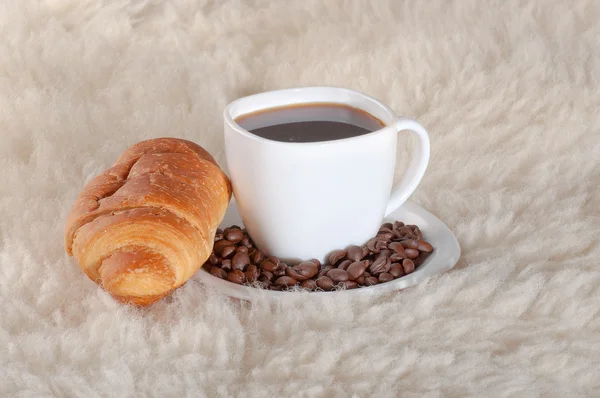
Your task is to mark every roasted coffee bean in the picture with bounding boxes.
[393,230,405,239]
[347,261,367,281]
[294,261,319,279]
[375,240,387,251]
[301,279,317,290]
[337,259,352,270]
[221,245,236,259]
[368,241,383,254]
[328,249,347,265]
[346,245,364,261]
[338,281,358,289]
[214,240,234,256]
[221,259,232,272]
[273,263,287,279]
[210,266,227,279]
[417,240,433,253]
[267,256,280,267]
[377,232,394,241]
[210,220,432,292]
[405,249,419,259]
[395,227,414,239]
[364,276,379,286]
[393,221,404,230]
[316,276,334,291]
[273,265,284,277]
[321,264,333,272]
[257,278,272,288]
[366,238,378,252]
[327,269,349,283]
[402,258,415,273]
[274,263,288,277]
[362,246,370,258]
[245,265,260,283]
[378,249,393,259]
[275,276,297,287]
[286,267,308,281]
[216,228,223,235]
[390,253,406,262]
[251,250,265,265]
[317,270,327,279]
[389,263,405,278]
[225,228,244,243]
[240,236,253,248]
[370,243,383,253]
[388,242,406,255]
[401,239,420,250]
[309,258,321,268]
[232,252,250,271]
[227,270,245,284]
[369,256,391,275]
[318,265,333,278]
[208,253,219,265]
[260,270,274,280]
[260,259,278,272]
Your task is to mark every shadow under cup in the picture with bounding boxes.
[223,87,418,263]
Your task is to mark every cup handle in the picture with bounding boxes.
[385,118,431,216]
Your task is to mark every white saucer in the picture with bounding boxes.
[194,200,461,300]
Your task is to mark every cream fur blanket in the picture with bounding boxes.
[1,1,599,396]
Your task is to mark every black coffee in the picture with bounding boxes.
[234,103,384,143]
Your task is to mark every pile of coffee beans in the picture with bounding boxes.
[203,222,433,291]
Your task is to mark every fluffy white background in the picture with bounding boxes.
[1,0,599,396]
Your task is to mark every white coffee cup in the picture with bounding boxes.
[224,87,430,263]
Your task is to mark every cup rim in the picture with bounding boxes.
[223,86,399,147]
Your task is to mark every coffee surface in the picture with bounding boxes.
[235,103,384,143]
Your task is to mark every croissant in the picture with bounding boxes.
[64,138,232,306]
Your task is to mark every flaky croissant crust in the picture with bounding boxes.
[65,138,231,306]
